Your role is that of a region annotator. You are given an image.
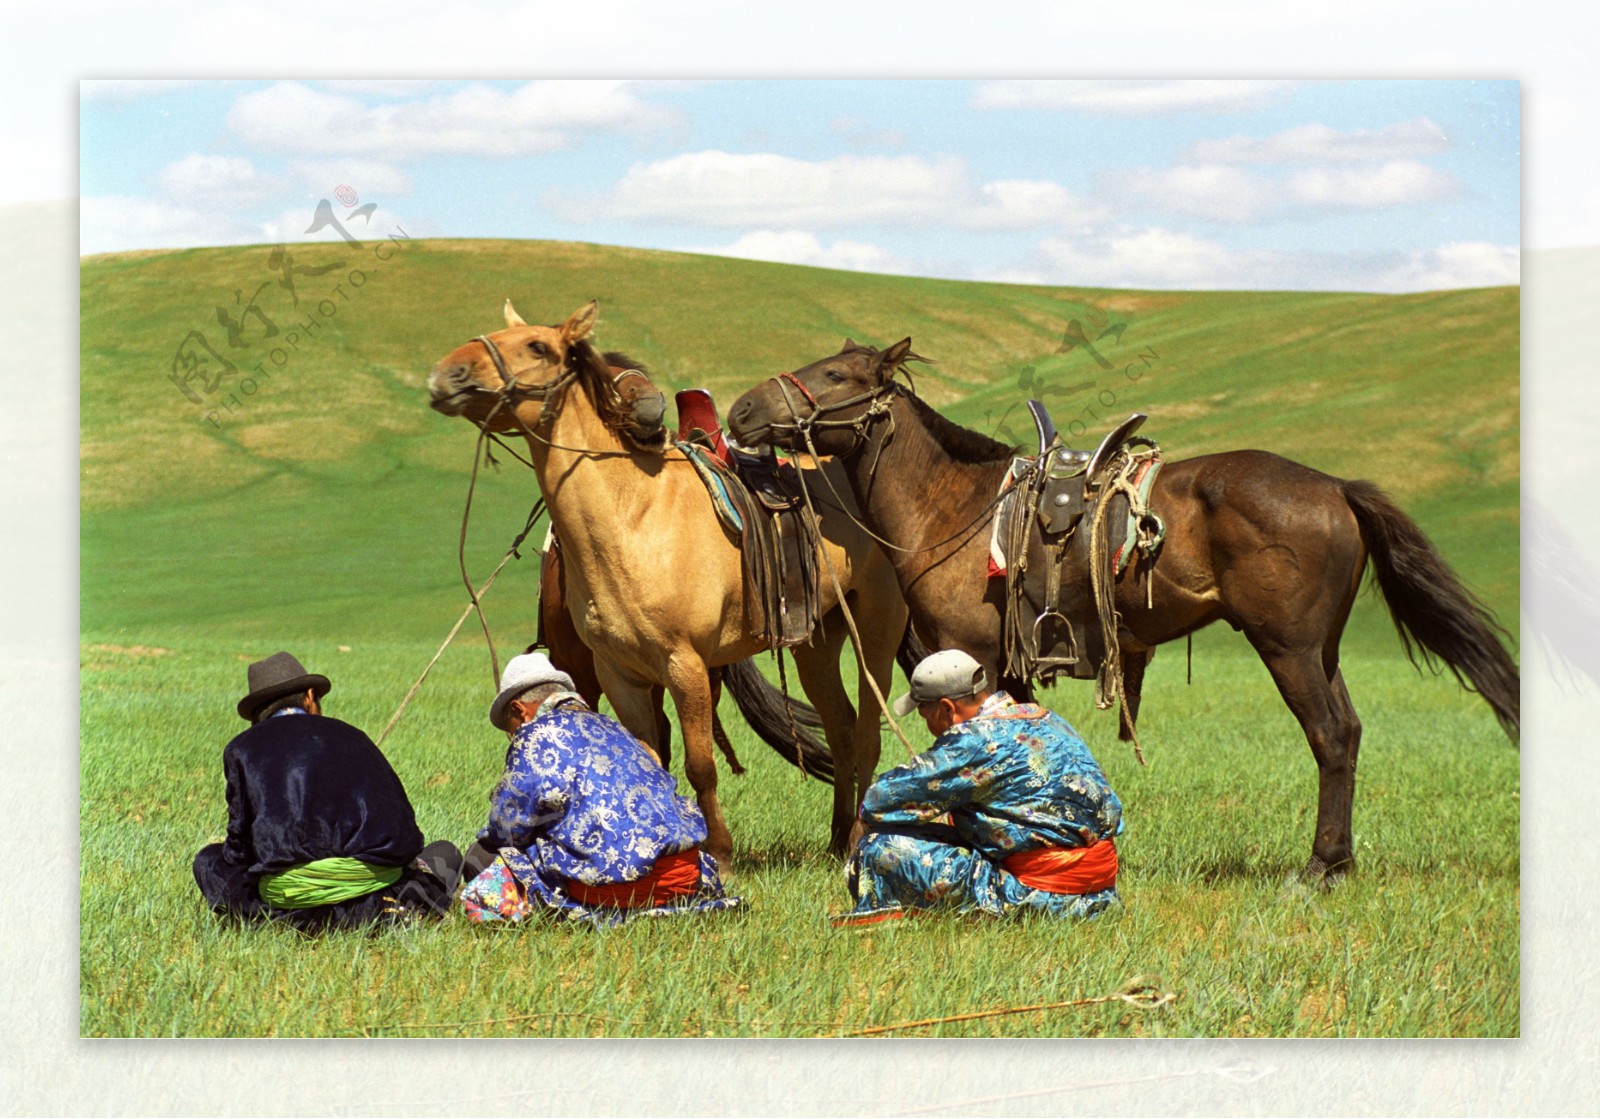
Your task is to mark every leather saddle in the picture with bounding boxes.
[676,390,821,648]
[998,403,1164,684]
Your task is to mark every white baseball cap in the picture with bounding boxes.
[892,650,989,718]
[489,651,577,730]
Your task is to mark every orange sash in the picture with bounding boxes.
[1002,840,1118,894]
[565,847,702,909]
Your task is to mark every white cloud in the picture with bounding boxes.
[680,230,914,274]
[1187,118,1451,163]
[989,226,1519,292]
[1287,159,1459,208]
[1373,241,1520,290]
[228,80,679,159]
[551,150,1102,231]
[80,195,263,255]
[974,79,1301,115]
[1113,159,1460,222]
[157,154,284,205]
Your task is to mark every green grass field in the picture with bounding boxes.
[80,238,1519,1037]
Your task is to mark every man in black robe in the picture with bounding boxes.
[191,651,460,932]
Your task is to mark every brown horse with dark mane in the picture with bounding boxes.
[727,338,1519,882]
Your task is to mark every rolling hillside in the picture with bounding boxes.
[80,238,1518,652]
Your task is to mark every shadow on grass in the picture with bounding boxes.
[733,837,841,872]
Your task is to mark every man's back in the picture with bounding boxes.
[486,703,706,886]
[222,713,423,877]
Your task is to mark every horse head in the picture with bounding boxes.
[727,336,925,458]
[428,299,667,450]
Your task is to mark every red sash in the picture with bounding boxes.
[565,847,702,909]
[1002,840,1118,894]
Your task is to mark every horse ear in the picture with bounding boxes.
[563,300,598,344]
[842,337,858,351]
[877,337,914,376]
[504,299,527,328]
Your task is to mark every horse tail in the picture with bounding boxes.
[897,622,932,680]
[721,658,835,783]
[1343,480,1520,741]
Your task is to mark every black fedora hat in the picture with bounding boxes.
[238,651,331,721]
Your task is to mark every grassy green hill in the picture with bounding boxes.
[82,237,1517,649]
[79,239,1519,1038]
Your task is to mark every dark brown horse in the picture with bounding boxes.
[727,338,1520,881]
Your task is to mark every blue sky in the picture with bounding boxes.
[80,79,1519,291]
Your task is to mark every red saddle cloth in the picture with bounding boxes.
[1002,839,1118,894]
[564,847,703,909]
[675,389,732,465]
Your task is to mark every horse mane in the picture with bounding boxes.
[601,350,648,374]
[568,338,667,453]
[900,390,1017,464]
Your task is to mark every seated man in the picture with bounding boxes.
[460,652,739,926]
[838,650,1123,926]
[192,651,460,932]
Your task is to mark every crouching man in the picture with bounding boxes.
[837,650,1123,926]
[192,651,460,932]
[460,652,739,926]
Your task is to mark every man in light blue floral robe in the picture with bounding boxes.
[460,652,738,926]
[839,650,1123,926]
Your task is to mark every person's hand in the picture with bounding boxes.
[847,816,868,852]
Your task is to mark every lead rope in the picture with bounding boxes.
[1087,453,1148,766]
[377,495,545,749]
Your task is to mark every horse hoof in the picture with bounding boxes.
[1300,855,1354,887]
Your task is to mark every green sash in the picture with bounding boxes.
[258,857,403,909]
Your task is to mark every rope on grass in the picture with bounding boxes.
[839,976,1175,1037]
[374,497,545,749]
[357,976,1174,1038]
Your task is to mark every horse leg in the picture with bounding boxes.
[651,684,672,771]
[852,580,908,821]
[665,657,734,870]
[591,662,667,768]
[1118,646,1150,742]
[1253,643,1363,883]
[792,616,862,855]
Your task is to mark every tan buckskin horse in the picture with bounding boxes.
[728,338,1520,882]
[428,301,908,864]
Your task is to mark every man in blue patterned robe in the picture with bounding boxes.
[460,652,738,925]
[839,650,1123,925]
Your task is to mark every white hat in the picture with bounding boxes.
[489,651,577,730]
[892,650,989,718]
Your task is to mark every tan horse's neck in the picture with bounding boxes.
[514,379,757,660]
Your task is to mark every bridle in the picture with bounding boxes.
[472,333,582,402]
[762,360,1015,558]
[765,366,901,462]
[459,332,653,460]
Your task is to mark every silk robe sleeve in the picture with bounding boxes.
[860,734,987,826]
